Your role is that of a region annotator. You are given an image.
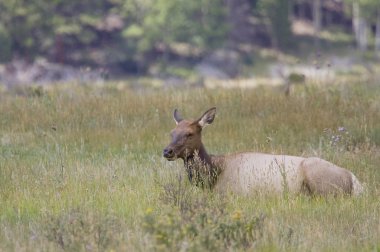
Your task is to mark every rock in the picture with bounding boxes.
[195,49,241,79]
[0,59,107,88]
[195,63,229,80]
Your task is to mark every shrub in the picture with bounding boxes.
[143,176,266,251]
[42,209,124,251]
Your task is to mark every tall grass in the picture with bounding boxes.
[0,81,379,251]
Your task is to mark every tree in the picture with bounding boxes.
[376,9,380,52]
[258,0,293,50]
[0,0,55,60]
[0,0,121,63]
[344,0,380,52]
[313,0,322,50]
[121,0,227,53]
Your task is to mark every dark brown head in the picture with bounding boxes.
[163,107,216,160]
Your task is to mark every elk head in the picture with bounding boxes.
[163,107,216,161]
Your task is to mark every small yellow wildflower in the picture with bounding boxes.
[232,210,242,221]
[145,207,153,214]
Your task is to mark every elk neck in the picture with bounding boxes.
[182,143,222,189]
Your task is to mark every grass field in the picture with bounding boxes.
[0,81,379,251]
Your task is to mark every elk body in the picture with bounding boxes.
[163,108,363,196]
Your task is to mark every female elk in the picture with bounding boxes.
[163,107,363,196]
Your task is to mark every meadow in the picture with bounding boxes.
[0,80,379,251]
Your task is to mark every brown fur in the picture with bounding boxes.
[163,108,363,196]
[300,158,353,196]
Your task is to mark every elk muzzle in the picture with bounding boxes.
[163,146,176,160]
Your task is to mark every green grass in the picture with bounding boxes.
[0,81,379,251]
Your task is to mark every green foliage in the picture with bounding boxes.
[0,0,117,59]
[0,0,54,57]
[2,0,379,68]
[50,0,111,45]
[120,0,227,53]
[0,0,228,67]
[344,0,380,19]
[0,24,11,62]
[258,0,293,49]
[288,73,306,83]
[143,178,265,251]
[43,209,124,251]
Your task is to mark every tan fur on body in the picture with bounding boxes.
[163,108,364,196]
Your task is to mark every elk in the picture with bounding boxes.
[163,107,364,196]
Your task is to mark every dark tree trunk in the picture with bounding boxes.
[313,0,321,50]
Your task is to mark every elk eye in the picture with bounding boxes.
[186,133,193,138]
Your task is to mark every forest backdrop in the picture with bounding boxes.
[1,0,380,79]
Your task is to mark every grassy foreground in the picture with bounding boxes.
[0,82,379,251]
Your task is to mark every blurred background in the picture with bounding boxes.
[1,3,380,250]
[0,0,379,88]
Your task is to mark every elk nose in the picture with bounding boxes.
[163,148,174,158]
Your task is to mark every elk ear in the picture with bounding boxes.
[173,109,183,125]
[197,107,216,128]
